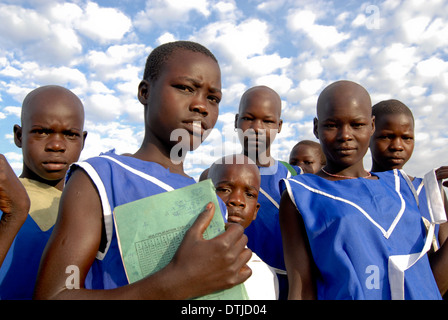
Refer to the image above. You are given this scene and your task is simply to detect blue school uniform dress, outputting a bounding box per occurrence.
[69,150,227,290]
[280,170,442,300]
[0,178,61,300]
[399,170,440,250]
[244,160,302,299]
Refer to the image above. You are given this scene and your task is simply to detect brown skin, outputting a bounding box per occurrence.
[280,80,375,299]
[207,155,261,229]
[235,86,283,167]
[34,50,252,300]
[0,154,30,267]
[370,111,448,294]
[289,143,324,174]
[370,113,415,172]
[14,85,87,191]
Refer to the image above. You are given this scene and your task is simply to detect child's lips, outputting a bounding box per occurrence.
[227,214,243,224]
[336,147,356,155]
[184,120,205,135]
[388,157,405,164]
[42,161,67,171]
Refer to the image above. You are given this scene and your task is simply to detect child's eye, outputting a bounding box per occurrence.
[32,128,50,136]
[208,95,220,104]
[174,85,193,92]
[216,187,230,193]
[64,131,80,140]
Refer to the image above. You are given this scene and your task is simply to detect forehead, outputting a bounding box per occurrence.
[293,144,320,157]
[213,163,260,186]
[375,113,414,131]
[317,82,371,120]
[160,49,221,87]
[22,89,84,127]
[239,89,281,117]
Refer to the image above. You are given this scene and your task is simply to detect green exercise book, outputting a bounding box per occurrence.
[113,179,248,300]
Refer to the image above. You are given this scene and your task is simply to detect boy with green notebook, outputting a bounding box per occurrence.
[35,41,252,300]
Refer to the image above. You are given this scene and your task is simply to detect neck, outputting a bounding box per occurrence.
[319,163,371,180]
[371,161,399,173]
[243,149,274,167]
[134,137,188,177]
[20,167,64,191]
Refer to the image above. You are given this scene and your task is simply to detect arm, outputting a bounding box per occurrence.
[34,168,252,300]
[429,166,448,294]
[0,154,29,267]
[279,190,316,300]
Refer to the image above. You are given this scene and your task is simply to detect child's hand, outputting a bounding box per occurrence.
[436,166,448,188]
[0,154,29,222]
[168,202,252,298]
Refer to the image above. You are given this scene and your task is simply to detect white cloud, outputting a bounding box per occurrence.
[135,0,211,30]
[416,57,448,78]
[76,2,132,43]
[287,9,349,49]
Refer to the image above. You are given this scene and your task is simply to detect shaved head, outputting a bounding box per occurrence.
[317,80,372,119]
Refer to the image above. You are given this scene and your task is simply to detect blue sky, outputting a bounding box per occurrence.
[1,0,447,180]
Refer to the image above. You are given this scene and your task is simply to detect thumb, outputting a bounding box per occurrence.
[189,202,215,238]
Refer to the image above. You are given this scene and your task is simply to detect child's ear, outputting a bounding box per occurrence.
[138,80,150,105]
[234,114,239,129]
[13,124,23,148]
[313,117,319,139]
[277,119,283,134]
[253,203,260,221]
[370,115,375,136]
[81,131,88,150]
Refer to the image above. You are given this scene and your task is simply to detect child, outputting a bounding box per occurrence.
[34,41,252,300]
[369,99,448,281]
[289,140,326,174]
[0,85,87,299]
[204,153,279,299]
[234,85,302,299]
[279,80,445,299]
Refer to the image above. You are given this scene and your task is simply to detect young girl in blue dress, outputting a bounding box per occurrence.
[279,80,445,299]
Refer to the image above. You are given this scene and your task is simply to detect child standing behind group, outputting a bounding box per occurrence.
[234,85,302,299]
[289,140,326,174]
[280,80,445,299]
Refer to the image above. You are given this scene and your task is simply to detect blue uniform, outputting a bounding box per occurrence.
[280,170,441,300]
[244,160,301,299]
[399,170,440,250]
[0,216,53,299]
[70,150,227,290]
[0,178,61,300]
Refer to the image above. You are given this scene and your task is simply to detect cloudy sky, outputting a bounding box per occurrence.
[1,0,447,180]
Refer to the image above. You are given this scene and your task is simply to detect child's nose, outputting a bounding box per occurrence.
[228,192,246,208]
[189,103,208,116]
[390,138,404,150]
[45,134,66,152]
